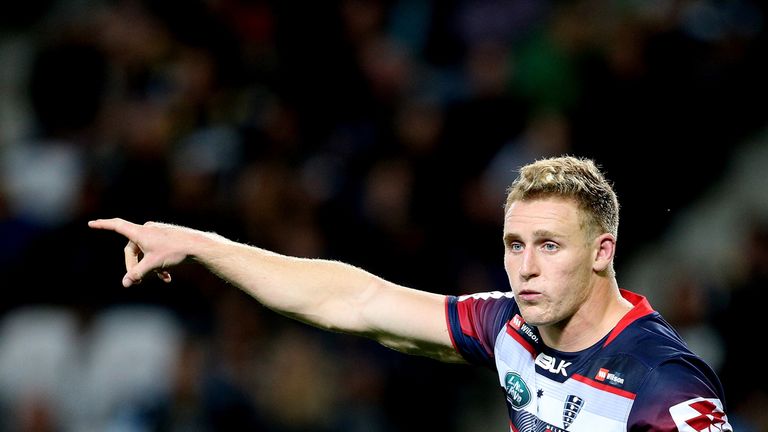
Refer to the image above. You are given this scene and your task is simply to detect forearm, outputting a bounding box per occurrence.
[188,230,379,334]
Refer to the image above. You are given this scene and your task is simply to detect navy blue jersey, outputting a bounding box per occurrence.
[445,289,731,431]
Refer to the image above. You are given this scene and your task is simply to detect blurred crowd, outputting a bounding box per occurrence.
[0,0,766,431]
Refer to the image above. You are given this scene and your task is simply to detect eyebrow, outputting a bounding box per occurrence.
[533,229,565,239]
[503,229,566,243]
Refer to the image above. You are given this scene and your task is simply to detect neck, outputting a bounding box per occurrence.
[539,278,633,352]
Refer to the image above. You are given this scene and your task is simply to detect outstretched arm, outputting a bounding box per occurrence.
[88,218,464,363]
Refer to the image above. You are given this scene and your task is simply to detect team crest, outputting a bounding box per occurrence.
[563,394,584,429]
[504,371,531,410]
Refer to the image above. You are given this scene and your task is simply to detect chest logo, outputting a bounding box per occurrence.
[509,314,540,344]
[504,371,531,410]
[563,394,585,429]
[595,367,625,386]
[535,352,572,376]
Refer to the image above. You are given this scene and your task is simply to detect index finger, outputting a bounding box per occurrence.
[88,218,141,239]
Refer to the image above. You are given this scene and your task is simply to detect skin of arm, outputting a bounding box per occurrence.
[88,218,465,363]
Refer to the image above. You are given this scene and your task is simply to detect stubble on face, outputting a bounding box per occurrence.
[503,198,595,328]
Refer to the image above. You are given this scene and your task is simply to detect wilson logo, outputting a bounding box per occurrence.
[509,314,540,344]
[594,367,625,385]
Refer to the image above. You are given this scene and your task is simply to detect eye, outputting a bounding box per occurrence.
[542,242,559,252]
[508,242,524,252]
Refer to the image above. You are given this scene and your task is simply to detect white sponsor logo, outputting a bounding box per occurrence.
[594,367,624,385]
[669,397,732,432]
[535,352,571,376]
[508,314,540,344]
[605,372,624,385]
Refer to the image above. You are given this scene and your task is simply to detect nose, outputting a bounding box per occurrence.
[519,248,539,281]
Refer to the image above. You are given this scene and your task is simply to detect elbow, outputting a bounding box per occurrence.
[324,274,385,336]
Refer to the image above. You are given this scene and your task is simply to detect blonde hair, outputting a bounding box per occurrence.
[505,156,619,239]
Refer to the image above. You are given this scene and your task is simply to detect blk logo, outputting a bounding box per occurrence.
[535,352,571,376]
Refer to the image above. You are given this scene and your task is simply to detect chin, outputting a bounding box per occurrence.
[519,308,549,327]
[524,317,549,327]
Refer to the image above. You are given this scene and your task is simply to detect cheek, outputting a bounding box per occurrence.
[547,257,586,291]
[559,257,593,296]
[557,247,590,274]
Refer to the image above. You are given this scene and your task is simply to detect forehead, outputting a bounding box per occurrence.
[503,197,582,235]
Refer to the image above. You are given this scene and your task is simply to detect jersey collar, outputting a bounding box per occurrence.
[602,289,655,347]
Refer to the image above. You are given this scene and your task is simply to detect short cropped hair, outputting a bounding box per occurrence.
[505,156,619,240]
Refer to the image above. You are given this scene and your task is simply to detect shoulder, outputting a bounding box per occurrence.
[450,291,517,323]
[610,312,693,367]
[593,292,732,430]
[627,357,731,431]
[445,291,518,366]
[609,313,723,394]
[621,316,731,431]
[450,291,518,333]
[574,313,709,404]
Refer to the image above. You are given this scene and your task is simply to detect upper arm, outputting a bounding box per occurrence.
[330,277,465,363]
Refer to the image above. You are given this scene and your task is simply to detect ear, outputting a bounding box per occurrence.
[592,233,616,273]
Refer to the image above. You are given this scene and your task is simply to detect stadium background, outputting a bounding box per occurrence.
[0,0,766,430]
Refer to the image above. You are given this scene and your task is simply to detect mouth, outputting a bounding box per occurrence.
[517,289,543,302]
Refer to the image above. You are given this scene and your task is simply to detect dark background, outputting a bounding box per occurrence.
[0,0,766,430]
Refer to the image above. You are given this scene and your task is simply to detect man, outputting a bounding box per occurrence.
[89,156,731,431]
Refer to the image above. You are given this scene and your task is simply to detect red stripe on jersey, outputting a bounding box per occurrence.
[603,289,655,347]
[457,297,479,338]
[509,420,519,432]
[572,373,637,400]
[506,323,537,358]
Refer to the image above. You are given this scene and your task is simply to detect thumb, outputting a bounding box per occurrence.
[122,258,158,288]
[122,274,138,288]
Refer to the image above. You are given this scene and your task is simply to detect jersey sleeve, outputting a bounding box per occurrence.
[627,356,732,431]
[445,291,517,368]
